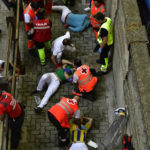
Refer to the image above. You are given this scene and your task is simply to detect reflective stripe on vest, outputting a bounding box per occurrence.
[57,101,73,119]
[26,6,30,14]
[34,26,50,29]
[0,102,7,107]
[78,73,93,85]
[90,1,105,28]
[60,101,73,115]
[97,17,113,46]
[91,3,105,13]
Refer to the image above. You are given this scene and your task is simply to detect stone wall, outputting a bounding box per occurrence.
[109,0,150,149]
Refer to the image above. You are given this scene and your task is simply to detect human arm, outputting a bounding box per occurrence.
[51,54,59,68]
[0,104,5,121]
[8,65,20,82]
[81,116,93,131]
[100,36,108,50]
[99,28,108,50]
[72,73,78,85]
[62,59,74,66]
[82,116,93,125]
[74,109,81,129]
[0,114,4,121]
[0,67,4,71]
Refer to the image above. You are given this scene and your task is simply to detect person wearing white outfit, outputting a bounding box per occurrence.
[52,5,89,32]
[36,72,60,108]
[52,5,71,23]
[51,31,76,69]
[31,59,75,114]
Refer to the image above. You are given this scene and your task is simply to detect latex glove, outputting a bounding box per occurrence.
[98,48,102,53]
[35,15,38,20]
[64,68,71,73]
[67,78,73,82]
[84,7,91,12]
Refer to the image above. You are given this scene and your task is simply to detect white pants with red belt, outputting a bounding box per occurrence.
[37,73,60,108]
[52,5,71,23]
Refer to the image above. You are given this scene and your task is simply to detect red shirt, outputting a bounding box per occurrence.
[0,92,22,118]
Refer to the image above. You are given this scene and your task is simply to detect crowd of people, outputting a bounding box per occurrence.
[0,0,114,149]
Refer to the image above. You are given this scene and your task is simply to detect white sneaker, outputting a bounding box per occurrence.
[84,7,91,12]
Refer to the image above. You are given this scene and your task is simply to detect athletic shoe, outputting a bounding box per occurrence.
[34,107,42,115]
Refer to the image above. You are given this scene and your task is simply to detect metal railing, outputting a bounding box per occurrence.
[0,0,21,149]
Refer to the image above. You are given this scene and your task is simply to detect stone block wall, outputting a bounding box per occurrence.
[109,0,150,149]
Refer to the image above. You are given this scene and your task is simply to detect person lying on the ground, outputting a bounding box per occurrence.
[51,31,76,69]
[0,60,24,82]
[69,116,93,150]
[31,59,75,114]
[52,5,89,32]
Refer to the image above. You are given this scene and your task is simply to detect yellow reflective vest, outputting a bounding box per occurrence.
[97,17,113,46]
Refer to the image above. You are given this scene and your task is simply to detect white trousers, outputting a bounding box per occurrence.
[37,73,60,108]
[52,5,71,23]
[69,143,88,150]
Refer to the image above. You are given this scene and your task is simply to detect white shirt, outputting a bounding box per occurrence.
[51,31,70,56]
[24,14,31,23]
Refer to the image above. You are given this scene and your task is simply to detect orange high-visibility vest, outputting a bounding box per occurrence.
[24,4,39,31]
[48,97,79,128]
[74,65,98,93]
[90,0,105,28]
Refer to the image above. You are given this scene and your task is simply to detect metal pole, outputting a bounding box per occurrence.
[11,0,20,96]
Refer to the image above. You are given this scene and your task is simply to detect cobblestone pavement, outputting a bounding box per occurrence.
[0,0,116,150]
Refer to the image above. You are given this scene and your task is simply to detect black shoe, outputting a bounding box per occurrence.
[96,70,108,76]
[34,107,42,115]
[83,93,95,101]
[96,59,101,64]
[31,90,39,96]
[29,49,38,57]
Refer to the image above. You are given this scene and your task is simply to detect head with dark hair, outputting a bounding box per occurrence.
[63,38,71,45]
[74,59,82,68]
[93,0,104,7]
[94,12,105,21]
[31,1,39,11]
[1,62,5,69]
[36,8,45,19]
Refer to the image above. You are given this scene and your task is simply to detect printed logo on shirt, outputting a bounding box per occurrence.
[67,99,77,105]
[80,67,88,74]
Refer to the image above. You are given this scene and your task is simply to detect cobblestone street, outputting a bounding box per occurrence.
[0,0,116,150]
